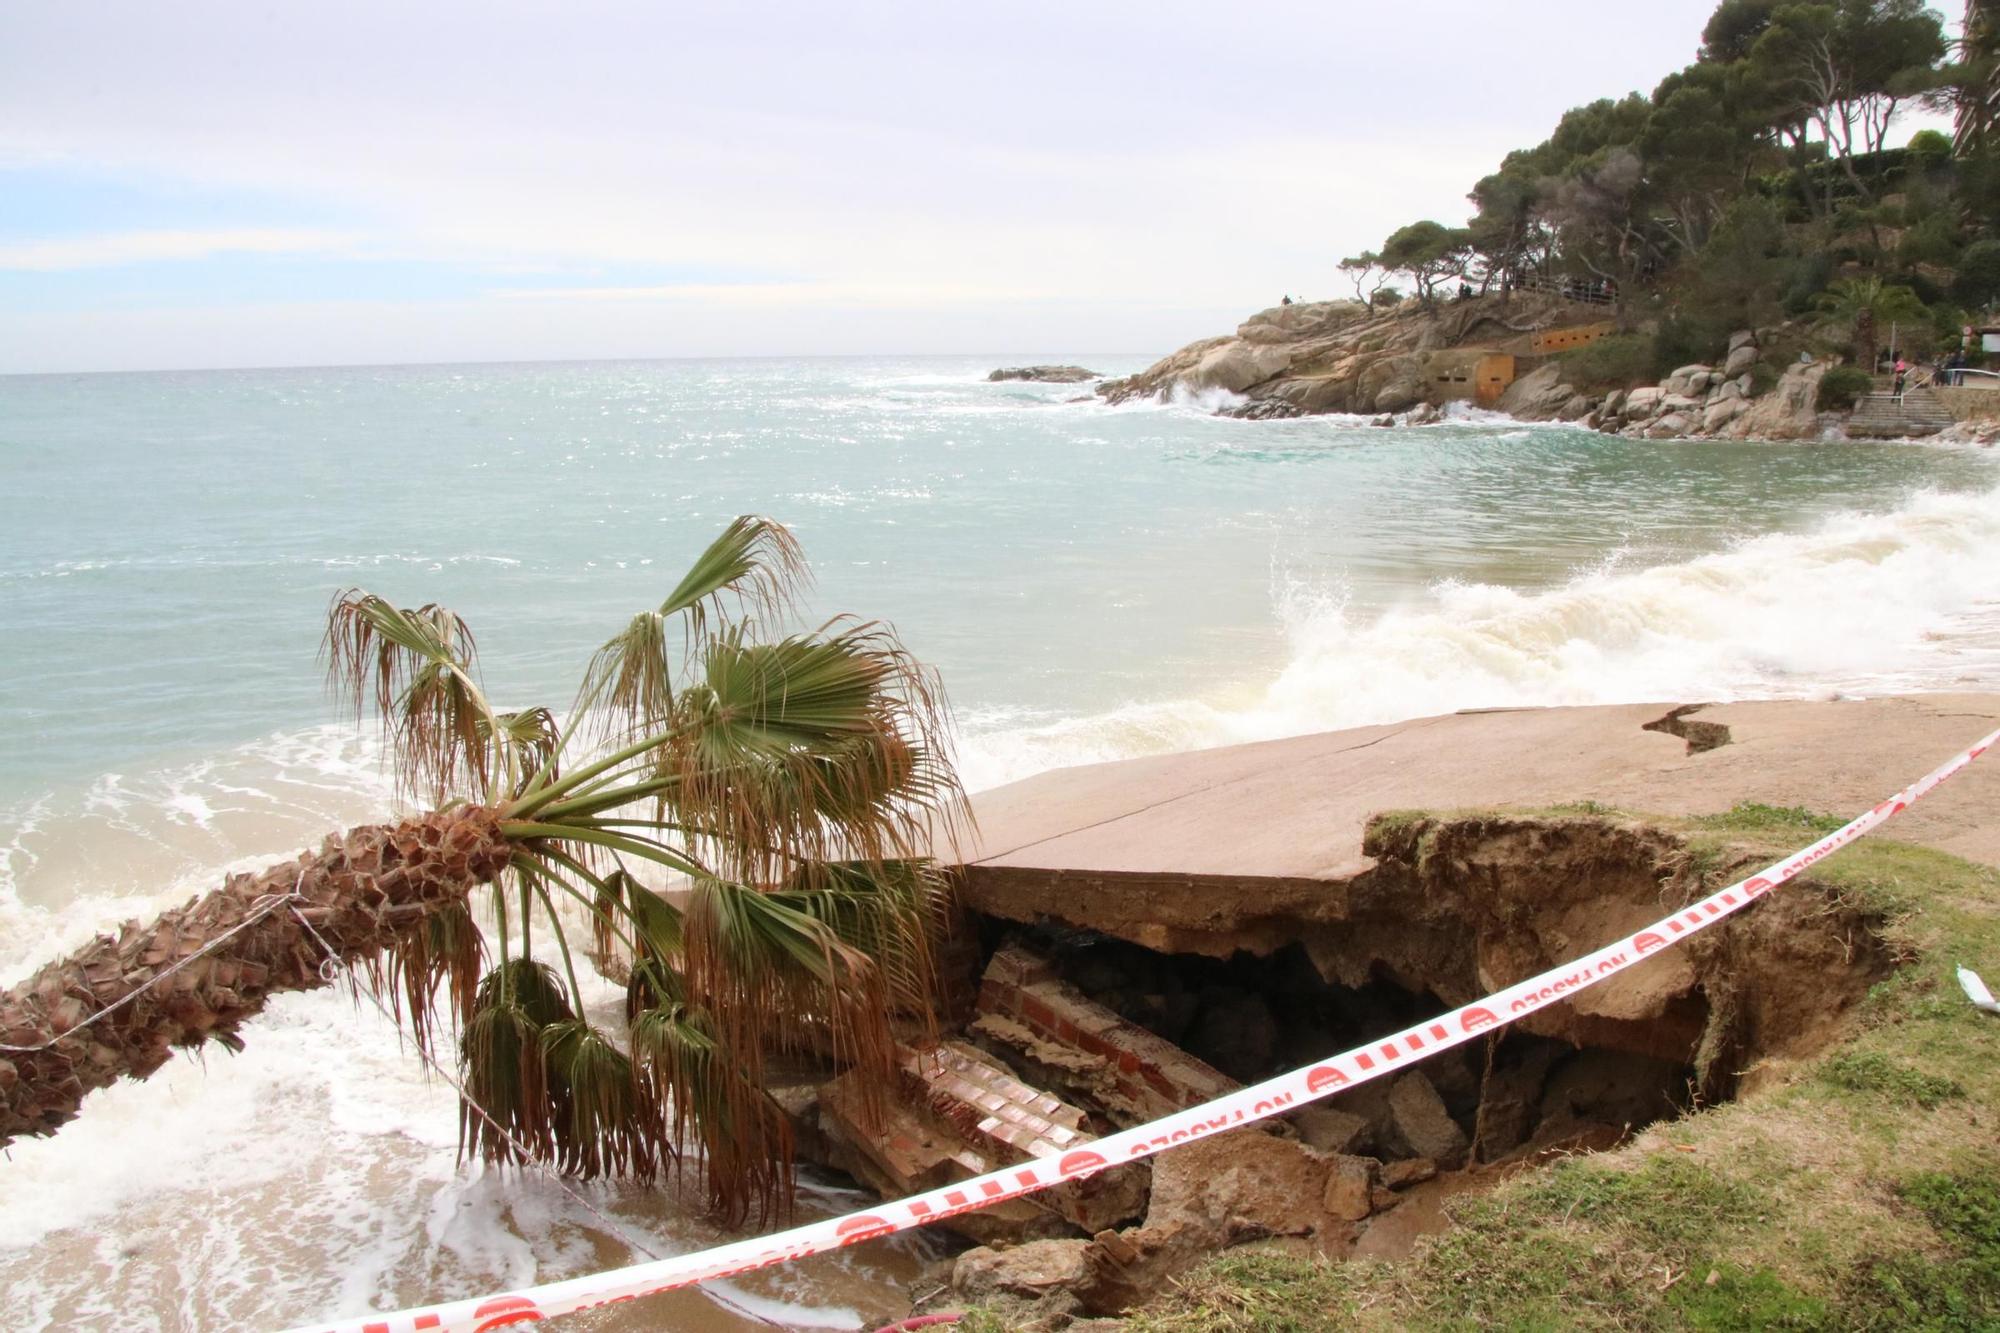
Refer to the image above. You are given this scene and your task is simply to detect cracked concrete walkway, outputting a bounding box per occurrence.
[957,695,2000,883]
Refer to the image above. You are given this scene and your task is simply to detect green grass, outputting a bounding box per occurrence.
[1692,802,1849,837]
[1816,1051,1964,1110]
[1111,810,2000,1332]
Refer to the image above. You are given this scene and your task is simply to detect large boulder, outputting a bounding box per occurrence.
[952,1238,1097,1304]
[1192,340,1294,394]
[1236,300,1369,345]
[1702,396,1749,433]
[1262,376,1355,415]
[1495,363,1580,421]
[1364,354,1429,413]
[1557,393,1596,422]
[1722,343,1759,379]
[1721,360,1828,441]
[1664,364,1714,398]
[1623,385,1667,418]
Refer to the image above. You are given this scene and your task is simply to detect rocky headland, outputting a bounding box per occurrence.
[1093,294,1998,444]
[991,364,1102,383]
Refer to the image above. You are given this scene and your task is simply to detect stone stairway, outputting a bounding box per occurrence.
[1849,387,1956,437]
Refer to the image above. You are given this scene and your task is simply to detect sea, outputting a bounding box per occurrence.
[3,355,1999,1330]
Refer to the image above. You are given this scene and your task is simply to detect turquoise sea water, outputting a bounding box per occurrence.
[3,355,1999,1330]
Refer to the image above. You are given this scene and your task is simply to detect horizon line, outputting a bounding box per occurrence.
[0,349,1162,380]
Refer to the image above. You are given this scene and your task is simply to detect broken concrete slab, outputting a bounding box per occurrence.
[955,698,2000,925]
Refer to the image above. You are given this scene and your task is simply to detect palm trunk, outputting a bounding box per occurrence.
[0,805,511,1148]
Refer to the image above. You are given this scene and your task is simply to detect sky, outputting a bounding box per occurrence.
[0,1,1963,373]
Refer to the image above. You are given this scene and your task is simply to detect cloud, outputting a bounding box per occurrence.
[0,0,1858,369]
[0,227,367,272]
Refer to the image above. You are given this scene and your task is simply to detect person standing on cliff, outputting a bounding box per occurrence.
[1894,357,1909,395]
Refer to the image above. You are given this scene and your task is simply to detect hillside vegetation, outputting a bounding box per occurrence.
[1342,1,2000,379]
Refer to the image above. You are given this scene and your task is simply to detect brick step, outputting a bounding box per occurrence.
[828,1044,1145,1237]
[975,943,1240,1127]
[900,1040,1090,1161]
[821,1068,993,1196]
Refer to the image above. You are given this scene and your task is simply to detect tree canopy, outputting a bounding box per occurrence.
[1344,0,1997,365]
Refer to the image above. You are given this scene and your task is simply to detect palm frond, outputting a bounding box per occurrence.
[322,591,496,803]
[577,609,676,741]
[680,877,895,1098]
[626,953,689,1022]
[656,515,809,635]
[663,621,968,880]
[776,859,955,1024]
[458,959,568,1168]
[543,1019,667,1181]
[575,517,810,742]
[374,897,487,1066]
[479,708,560,795]
[629,1001,794,1225]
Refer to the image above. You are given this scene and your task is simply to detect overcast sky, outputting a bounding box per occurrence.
[0,1,1961,373]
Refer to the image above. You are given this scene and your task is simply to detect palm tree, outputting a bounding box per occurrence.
[0,517,966,1222]
[1814,276,1930,373]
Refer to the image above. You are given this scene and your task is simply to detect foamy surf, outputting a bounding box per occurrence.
[954,480,2000,790]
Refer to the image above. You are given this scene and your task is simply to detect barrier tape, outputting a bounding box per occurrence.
[289,724,1998,1333]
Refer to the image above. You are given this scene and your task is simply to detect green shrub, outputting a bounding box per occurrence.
[1559,333,1658,391]
[1818,364,1875,411]
[1953,239,2000,311]
[1654,312,1732,379]
[1907,129,1953,165]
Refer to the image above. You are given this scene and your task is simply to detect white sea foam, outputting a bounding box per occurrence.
[954,480,2000,790]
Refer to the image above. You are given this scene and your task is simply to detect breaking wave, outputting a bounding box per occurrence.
[954,480,2000,790]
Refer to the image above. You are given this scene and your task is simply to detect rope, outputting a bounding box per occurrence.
[286,906,788,1330]
[0,875,308,1053]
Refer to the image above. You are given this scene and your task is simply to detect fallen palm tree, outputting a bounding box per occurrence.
[0,517,966,1222]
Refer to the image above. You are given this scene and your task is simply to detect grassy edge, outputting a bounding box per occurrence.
[1081,805,2000,1332]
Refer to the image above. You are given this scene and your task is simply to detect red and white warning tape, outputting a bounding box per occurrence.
[287,725,1998,1333]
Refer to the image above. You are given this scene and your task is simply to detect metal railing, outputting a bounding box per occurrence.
[1508,273,1617,306]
